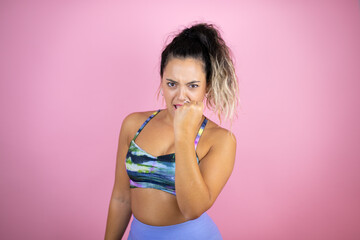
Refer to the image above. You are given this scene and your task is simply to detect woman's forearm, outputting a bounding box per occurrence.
[104,197,132,240]
[174,138,211,220]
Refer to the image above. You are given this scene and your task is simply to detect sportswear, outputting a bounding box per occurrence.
[128,212,222,240]
[125,109,208,195]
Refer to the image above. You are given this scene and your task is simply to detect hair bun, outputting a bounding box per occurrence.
[183,28,191,37]
[185,24,216,55]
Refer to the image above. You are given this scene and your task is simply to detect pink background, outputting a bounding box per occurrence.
[1,1,360,239]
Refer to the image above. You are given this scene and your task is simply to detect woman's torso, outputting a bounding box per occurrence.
[125,109,218,226]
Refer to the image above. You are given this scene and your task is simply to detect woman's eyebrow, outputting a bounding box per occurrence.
[166,78,177,83]
[166,78,200,84]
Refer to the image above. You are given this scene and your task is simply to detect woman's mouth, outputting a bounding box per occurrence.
[174,104,183,110]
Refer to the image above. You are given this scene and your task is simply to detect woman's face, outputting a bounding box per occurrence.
[161,57,207,116]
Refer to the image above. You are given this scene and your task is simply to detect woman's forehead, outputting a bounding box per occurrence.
[163,57,206,82]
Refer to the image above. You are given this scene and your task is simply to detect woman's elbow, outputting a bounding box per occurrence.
[181,200,212,220]
[183,209,204,221]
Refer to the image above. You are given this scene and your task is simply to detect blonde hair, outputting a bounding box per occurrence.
[159,23,240,124]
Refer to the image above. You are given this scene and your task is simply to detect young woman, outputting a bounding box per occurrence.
[105,22,239,240]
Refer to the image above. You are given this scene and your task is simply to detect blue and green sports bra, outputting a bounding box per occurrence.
[125,109,208,196]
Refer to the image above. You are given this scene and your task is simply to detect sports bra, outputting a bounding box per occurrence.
[125,109,208,196]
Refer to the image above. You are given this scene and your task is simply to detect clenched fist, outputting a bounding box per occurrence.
[173,100,204,142]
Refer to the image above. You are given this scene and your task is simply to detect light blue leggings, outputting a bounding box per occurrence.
[128,212,222,240]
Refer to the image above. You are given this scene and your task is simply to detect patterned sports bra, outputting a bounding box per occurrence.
[125,109,208,196]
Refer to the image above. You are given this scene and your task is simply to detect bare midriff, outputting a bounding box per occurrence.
[130,188,188,226]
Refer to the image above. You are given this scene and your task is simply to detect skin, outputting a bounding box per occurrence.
[104,57,236,239]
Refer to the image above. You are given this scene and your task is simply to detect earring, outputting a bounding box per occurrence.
[160,89,163,96]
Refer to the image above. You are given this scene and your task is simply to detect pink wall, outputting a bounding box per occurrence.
[1,1,359,239]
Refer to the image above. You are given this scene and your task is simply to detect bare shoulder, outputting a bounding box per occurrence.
[202,118,237,158]
[121,110,159,144]
[122,110,155,129]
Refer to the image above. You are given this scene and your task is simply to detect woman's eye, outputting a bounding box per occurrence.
[167,82,176,87]
[189,84,199,88]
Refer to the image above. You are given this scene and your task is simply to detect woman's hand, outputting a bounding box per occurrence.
[173,100,204,141]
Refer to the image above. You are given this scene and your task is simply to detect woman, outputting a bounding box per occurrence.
[105,22,239,240]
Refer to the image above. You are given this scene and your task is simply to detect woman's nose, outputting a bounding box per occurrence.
[177,87,187,101]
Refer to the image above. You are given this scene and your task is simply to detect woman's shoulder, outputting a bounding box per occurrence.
[121,109,159,142]
[203,118,236,150]
[123,110,158,124]
[122,109,159,130]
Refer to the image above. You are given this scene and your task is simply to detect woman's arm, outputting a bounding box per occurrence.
[174,103,236,220]
[175,129,236,219]
[104,115,134,240]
